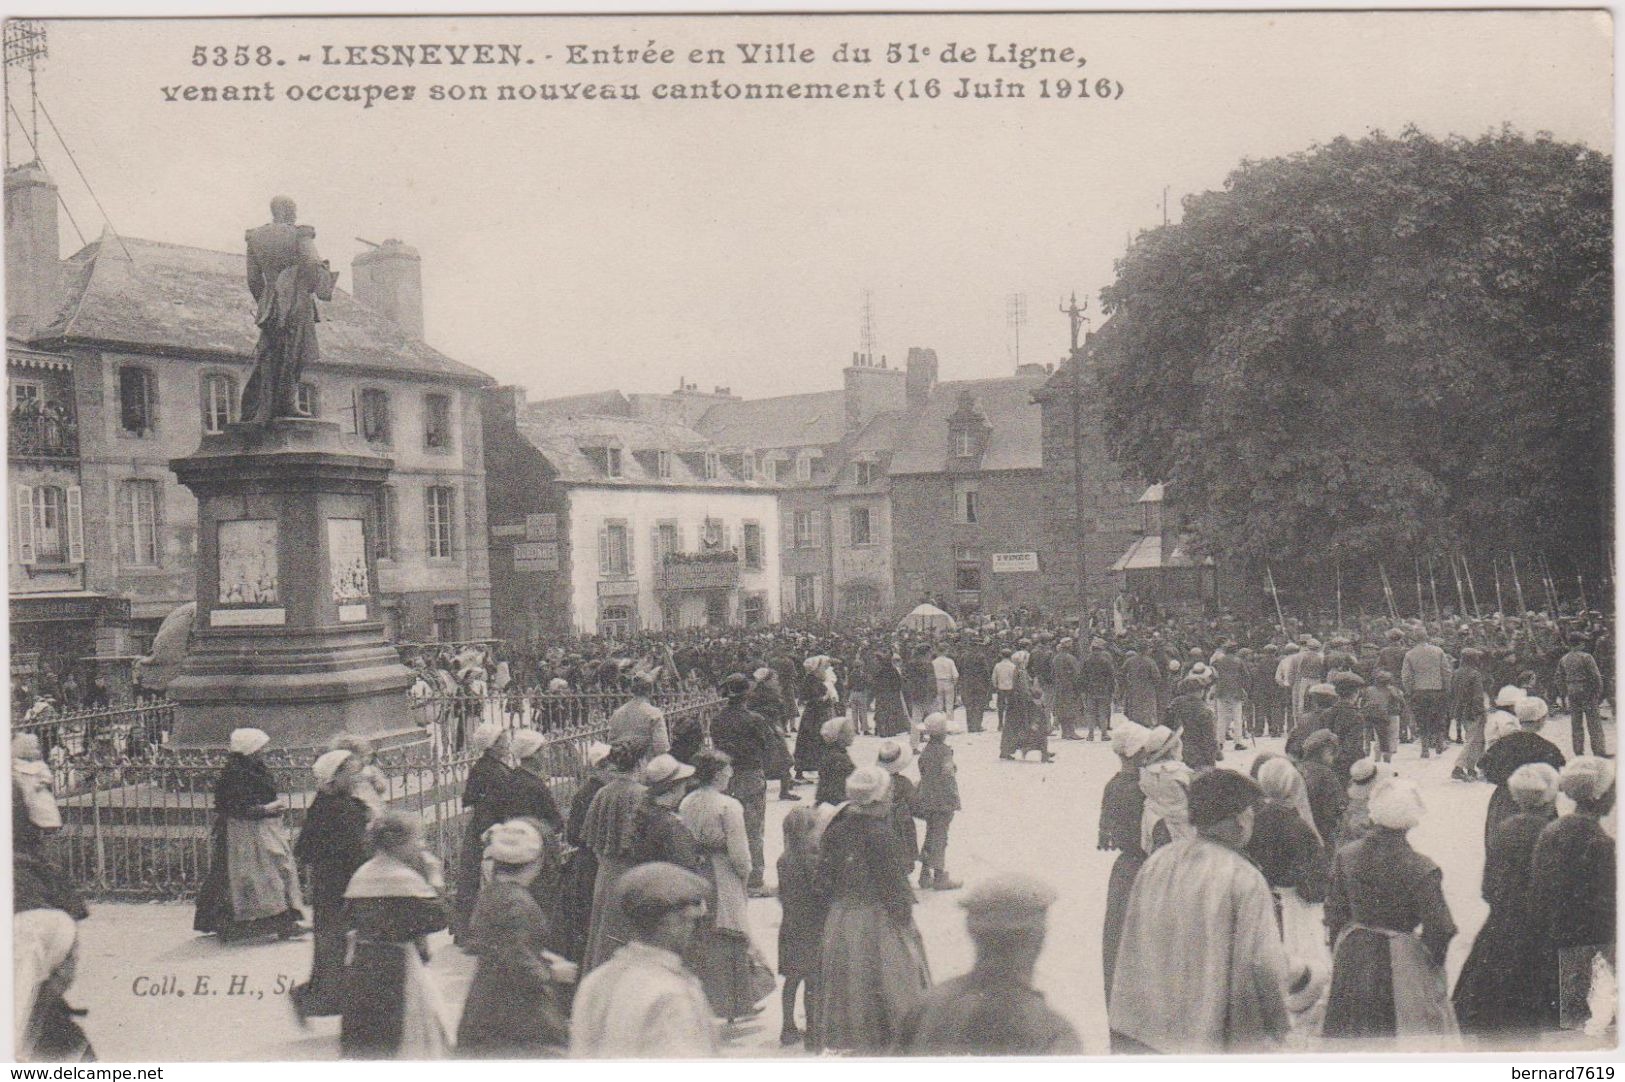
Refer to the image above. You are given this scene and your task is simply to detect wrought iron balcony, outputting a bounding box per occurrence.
[656,550,742,591]
[9,409,78,462]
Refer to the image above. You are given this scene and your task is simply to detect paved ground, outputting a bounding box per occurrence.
[71,708,1615,1060]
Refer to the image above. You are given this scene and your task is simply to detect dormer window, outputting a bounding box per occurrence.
[742,453,756,481]
[704,452,720,480]
[954,430,975,458]
[854,461,876,486]
[795,454,812,482]
[605,447,623,478]
[656,450,672,479]
[764,458,778,483]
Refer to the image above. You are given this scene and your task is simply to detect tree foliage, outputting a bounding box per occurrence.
[1094,127,1611,581]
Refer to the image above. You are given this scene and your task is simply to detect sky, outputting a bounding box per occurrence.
[12,11,1613,401]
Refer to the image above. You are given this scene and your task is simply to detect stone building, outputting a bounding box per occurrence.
[6,161,496,680]
[684,348,937,622]
[481,388,781,638]
[889,367,1053,621]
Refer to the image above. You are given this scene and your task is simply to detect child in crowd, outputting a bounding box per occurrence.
[776,806,827,1050]
[913,713,961,890]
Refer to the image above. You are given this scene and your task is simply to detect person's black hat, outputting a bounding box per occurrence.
[1188,769,1264,829]
[718,673,752,698]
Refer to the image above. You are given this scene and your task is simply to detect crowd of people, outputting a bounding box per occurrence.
[10,599,1617,1059]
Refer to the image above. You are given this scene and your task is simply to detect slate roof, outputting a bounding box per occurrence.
[517,408,774,490]
[32,233,493,385]
[887,373,1047,475]
[530,389,631,418]
[693,389,847,451]
[826,410,906,496]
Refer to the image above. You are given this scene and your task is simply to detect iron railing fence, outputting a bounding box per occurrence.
[37,690,724,899]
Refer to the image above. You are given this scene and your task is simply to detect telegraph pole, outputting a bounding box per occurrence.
[1061,292,1091,619]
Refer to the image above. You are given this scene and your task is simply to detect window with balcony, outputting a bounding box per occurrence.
[10,380,41,411]
[119,367,156,436]
[424,393,452,450]
[359,389,392,444]
[9,385,76,460]
[426,485,455,559]
[201,372,238,434]
[742,521,762,570]
[850,506,873,546]
[117,480,160,566]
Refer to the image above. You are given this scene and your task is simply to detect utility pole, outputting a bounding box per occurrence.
[1061,292,1091,619]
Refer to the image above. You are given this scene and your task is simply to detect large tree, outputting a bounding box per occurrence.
[1094,127,1611,586]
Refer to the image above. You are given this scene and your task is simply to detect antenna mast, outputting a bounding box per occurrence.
[3,20,48,167]
[1007,292,1027,367]
[858,289,879,366]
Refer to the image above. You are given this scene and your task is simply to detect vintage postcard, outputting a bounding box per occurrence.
[5,8,1614,1064]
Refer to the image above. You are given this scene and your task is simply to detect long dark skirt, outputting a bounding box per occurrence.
[453,817,489,941]
[1102,850,1146,1003]
[293,878,348,1017]
[1324,927,1457,1043]
[552,845,598,963]
[873,691,909,738]
[686,925,766,1021]
[815,897,931,1054]
[583,854,635,973]
[795,699,833,772]
[340,942,449,1059]
[192,818,301,940]
[1452,907,1559,1038]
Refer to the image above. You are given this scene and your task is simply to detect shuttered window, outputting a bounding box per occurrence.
[599,519,630,575]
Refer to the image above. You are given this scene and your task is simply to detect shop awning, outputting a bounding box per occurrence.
[9,591,129,623]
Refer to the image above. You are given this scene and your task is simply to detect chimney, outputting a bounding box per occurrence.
[843,355,906,430]
[351,238,424,339]
[6,161,59,337]
[906,347,938,407]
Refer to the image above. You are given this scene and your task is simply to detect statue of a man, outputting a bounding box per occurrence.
[240,196,337,426]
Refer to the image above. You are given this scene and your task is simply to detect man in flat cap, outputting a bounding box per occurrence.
[892,874,1081,1055]
[569,862,716,1057]
[1109,770,1290,1054]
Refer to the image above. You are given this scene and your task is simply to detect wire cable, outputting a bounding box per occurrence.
[36,94,132,261]
[5,97,86,248]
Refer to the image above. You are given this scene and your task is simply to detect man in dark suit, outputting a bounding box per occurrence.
[242,196,336,425]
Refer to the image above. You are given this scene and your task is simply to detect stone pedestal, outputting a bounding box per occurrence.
[166,418,413,749]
